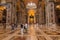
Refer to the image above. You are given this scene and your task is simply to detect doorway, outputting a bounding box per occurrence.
[0,6,7,28]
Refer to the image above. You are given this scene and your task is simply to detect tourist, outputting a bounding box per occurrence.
[20,24,24,35]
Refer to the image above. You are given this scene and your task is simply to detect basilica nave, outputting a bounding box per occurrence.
[0,0,60,40]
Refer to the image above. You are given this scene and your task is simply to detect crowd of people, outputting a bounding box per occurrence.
[11,23,28,34]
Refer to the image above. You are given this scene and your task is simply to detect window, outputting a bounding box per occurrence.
[1,0,6,3]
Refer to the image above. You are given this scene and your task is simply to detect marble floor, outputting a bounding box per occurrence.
[0,24,60,40]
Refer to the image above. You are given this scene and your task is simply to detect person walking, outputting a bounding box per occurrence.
[20,24,24,35]
[24,23,28,33]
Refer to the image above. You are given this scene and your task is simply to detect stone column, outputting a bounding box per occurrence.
[45,0,50,27]
[39,7,42,24]
[13,0,17,24]
[45,0,56,28]
[39,6,44,24]
[49,1,56,31]
[11,0,16,24]
[6,3,12,25]
[49,2,55,24]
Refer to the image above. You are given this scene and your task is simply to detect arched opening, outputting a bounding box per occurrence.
[0,6,7,29]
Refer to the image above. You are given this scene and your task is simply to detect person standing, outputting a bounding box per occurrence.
[3,23,6,32]
[11,23,15,31]
[3,23,6,30]
[14,23,17,30]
